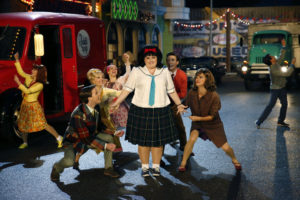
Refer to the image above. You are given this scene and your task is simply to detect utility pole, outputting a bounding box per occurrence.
[209,0,213,56]
[91,0,96,17]
[226,9,231,72]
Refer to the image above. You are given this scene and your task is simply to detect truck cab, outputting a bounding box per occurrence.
[239,22,300,90]
[0,12,107,142]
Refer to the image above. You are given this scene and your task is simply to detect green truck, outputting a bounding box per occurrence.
[240,22,300,90]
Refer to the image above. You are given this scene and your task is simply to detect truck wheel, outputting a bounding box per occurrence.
[244,79,252,90]
[0,89,22,144]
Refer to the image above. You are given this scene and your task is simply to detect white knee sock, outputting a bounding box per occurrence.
[152,164,160,169]
[142,164,149,169]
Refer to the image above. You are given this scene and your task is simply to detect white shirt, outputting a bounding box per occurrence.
[170,68,177,78]
[124,66,175,108]
[86,104,95,116]
[86,104,107,149]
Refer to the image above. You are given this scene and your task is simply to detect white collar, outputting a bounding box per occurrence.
[86,104,95,115]
[139,66,165,76]
[169,68,178,76]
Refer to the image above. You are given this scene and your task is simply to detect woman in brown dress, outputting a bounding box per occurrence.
[179,68,241,171]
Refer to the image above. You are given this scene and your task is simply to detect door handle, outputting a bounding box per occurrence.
[73,65,76,72]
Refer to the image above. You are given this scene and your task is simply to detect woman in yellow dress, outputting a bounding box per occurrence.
[13,53,63,149]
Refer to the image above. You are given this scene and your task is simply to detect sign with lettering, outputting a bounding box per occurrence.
[174,20,249,58]
[77,30,90,58]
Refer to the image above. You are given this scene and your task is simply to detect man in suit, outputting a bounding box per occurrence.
[51,85,120,181]
[166,52,188,151]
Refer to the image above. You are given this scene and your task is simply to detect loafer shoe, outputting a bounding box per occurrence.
[104,167,120,178]
[277,122,289,127]
[255,120,260,129]
[18,143,28,149]
[50,166,60,181]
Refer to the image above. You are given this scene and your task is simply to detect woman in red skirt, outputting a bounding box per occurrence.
[14,53,63,149]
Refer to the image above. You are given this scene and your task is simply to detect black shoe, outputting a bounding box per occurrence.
[50,166,60,181]
[73,162,80,171]
[179,146,185,151]
[151,167,160,177]
[277,122,289,127]
[160,160,166,168]
[255,120,261,129]
[141,168,150,177]
[104,167,120,178]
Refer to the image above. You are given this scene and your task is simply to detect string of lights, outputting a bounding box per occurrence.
[174,8,286,29]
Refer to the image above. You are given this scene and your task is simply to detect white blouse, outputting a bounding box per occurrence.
[124,66,175,108]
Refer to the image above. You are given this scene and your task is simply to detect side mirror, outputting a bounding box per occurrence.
[34,33,44,56]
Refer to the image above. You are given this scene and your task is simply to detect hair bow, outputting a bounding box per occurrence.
[144,48,157,54]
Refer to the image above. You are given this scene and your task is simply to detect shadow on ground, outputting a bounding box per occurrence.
[52,149,271,200]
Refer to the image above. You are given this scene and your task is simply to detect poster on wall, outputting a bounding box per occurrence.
[173,20,248,58]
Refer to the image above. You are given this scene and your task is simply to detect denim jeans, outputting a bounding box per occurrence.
[257,88,287,124]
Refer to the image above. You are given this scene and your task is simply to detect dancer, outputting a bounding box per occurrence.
[255,39,295,128]
[51,85,120,181]
[166,52,188,151]
[178,68,242,172]
[73,68,124,170]
[105,64,129,128]
[111,45,186,177]
[14,52,63,149]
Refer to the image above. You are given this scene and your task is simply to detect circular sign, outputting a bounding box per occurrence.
[213,33,237,45]
[182,46,206,57]
[77,29,91,58]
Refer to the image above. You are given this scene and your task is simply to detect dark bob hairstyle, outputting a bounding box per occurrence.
[33,64,48,84]
[137,45,163,68]
[192,68,216,92]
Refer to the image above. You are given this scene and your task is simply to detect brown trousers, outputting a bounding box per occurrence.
[171,104,187,148]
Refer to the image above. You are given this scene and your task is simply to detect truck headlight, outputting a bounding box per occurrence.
[281,66,288,72]
[241,66,248,72]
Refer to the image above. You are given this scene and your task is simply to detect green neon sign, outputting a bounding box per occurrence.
[112,0,138,21]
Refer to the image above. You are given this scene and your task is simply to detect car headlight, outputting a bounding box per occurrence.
[241,66,248,72]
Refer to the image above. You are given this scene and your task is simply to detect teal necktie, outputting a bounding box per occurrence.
[149,76,155,106]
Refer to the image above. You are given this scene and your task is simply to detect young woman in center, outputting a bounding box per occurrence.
[178,68,242,172]
[110,45,186,177]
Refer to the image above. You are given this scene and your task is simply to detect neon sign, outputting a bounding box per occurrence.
[112,0,138,21]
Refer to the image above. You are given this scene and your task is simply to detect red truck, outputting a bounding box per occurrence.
[0,12,107,142]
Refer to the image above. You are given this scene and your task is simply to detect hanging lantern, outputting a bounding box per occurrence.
[34,33,44,56]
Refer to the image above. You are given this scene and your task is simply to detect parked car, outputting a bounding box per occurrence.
[231,56,245,72]
[217,56,245,72]
[180,56,226,87]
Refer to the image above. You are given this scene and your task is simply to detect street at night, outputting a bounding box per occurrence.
[1,75,299,200]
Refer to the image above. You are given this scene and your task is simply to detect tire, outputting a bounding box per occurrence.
[0,89,23,144]
[244,79,252,90]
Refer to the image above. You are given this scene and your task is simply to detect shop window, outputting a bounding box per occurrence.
[138,28,146,50]
[107,23,118,65]
[152,27,159,46]
[125,27,133,53]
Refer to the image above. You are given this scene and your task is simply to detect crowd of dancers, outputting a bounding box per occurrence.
[13,45,242,181]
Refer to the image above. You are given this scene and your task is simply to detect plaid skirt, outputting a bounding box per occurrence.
[125,104,178,147]
[18,100,47,133]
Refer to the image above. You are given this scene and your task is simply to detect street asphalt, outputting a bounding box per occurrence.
[0,75,299,200]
